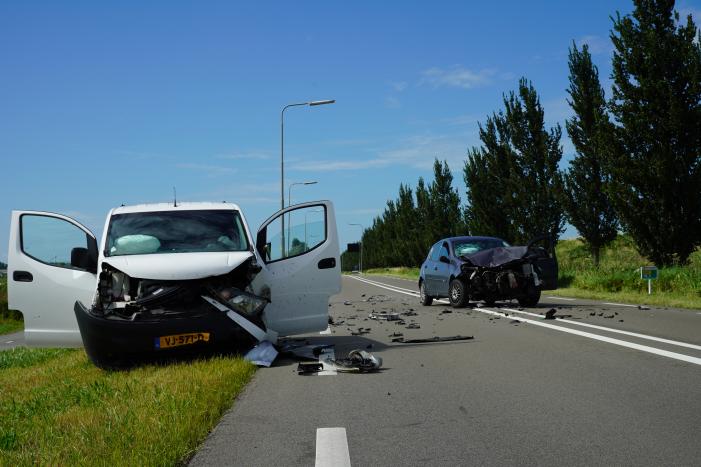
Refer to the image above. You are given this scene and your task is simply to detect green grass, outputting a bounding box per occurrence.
[0,277,24,336]
[363,236,701,310]
[0,348,256,465]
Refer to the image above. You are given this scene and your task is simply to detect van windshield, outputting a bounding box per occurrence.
[105,210,249,256]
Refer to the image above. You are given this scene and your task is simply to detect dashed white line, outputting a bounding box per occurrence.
[315,427,351,467]
[347,275,701,366]
[5,340,14,344]
[547,296,577,301]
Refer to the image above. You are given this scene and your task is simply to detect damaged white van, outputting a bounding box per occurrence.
[7,201,340,367]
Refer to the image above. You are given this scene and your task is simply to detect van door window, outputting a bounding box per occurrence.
[20,214,91,270]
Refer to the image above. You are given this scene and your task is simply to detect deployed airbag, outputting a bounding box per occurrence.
[111,235,161,255]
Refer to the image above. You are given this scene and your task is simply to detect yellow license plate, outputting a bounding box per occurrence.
[156,332,210,349]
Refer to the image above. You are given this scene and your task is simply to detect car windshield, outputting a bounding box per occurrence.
[105,210,249,256]
[453,238,509,257]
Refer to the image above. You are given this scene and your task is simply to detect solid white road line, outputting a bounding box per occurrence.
[315,427,351,467]
[347,275,701,366]
[501,307,701,351]
[547,296,577,301]
[603,302,641,308]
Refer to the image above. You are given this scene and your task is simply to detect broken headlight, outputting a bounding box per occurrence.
[211,286,268,317]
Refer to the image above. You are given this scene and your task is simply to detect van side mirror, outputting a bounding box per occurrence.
[439,255,450,264]
[71,235,98,274]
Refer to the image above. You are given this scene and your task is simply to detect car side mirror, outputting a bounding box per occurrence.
[71,236,98,274]
[71,247,90,270]
[439,255,450,264]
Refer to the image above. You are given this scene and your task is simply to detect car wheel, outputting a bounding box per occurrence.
[449,279,469,308]
[518,288,541,307]
[419,281,433,306]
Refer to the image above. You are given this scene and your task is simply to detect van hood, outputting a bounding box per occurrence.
[101,251,255,280]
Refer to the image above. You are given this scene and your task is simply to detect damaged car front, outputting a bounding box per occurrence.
[75,206,272,367]
[419,235,558,308]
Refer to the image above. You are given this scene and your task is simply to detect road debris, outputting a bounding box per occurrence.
[244,341,279,367]
[351,327,372,336]
[544,308,557,320]
[406,323,421,329]
[369,311,400,321]
[298,349,383,374]
[638,305,650,310]
[391,335,474,344]
[440,309,453,315]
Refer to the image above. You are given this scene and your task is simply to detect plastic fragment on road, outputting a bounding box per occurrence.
[244,341,278,367]
[391,335,474,344]
[297,349,382,374]
[369,311,400,321]
[544,308,557,320]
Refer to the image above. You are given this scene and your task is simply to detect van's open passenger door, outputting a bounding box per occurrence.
[7,211,98,346]
[252,201,341,336]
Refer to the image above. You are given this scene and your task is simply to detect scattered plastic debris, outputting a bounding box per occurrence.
[244,341,279,367]
[369,311,400,321]
[392,335,474,344]
[544,308,557,320]
[405,323,421,329]
[351,327,371,336]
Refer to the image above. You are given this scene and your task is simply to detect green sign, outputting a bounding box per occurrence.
[640,266,658,280]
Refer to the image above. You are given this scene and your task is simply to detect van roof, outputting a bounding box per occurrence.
[111,202,241,215]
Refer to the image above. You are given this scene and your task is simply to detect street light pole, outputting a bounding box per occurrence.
[280,100,334,257]
[349,223,365,274]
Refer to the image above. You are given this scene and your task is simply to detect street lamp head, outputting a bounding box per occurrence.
[303,181,318,185]
[309,99,335,106]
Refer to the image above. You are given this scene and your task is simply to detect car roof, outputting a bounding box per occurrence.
[443,236,507,243]
[112,202,241,215]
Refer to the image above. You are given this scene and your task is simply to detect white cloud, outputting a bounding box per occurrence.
[420,66,497,89]
[290,133,476,173]
[442,114,481,126]
[390,81,408,92]
[384,96,401,109]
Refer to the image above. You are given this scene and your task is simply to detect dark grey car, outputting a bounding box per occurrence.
[418,236,558,308]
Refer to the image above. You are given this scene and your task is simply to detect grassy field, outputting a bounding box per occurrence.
[0,277,24,335]
[363,236,701,310]
[0,347,256,465]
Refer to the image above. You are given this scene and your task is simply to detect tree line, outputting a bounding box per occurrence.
[343,1,701,270]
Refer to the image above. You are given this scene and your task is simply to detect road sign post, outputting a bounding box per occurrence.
[640,266,658,295]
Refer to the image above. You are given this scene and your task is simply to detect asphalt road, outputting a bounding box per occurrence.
[0,331,23,350]
[190,275,701,467]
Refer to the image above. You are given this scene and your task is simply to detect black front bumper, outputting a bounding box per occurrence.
[74,301,256,368]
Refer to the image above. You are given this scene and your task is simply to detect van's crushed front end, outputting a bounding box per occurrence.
[75,254,269,368]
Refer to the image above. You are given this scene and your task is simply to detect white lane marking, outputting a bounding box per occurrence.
[547,296,577,301]
[315,427,351,467]
[603,302,641,308]
[317,347,337,376]
[348,276,701,366]
[5,340,14,344]
[501,307,701,351]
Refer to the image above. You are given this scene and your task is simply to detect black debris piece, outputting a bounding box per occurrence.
[544,308,557,320]
[361,294,366,298]
[392,335,474,344]
[389,332,404,337]
[510,320,521,324]
[332,350,382,372]
[343,301,353,306]
[440,309,453,314]
[638,305,651,310]
[369,311,400,321]
[406,323,421,329]
[401,310,418,317]
[297,362,324,374]
[598,312,604,316]
[619,319,624,322]
[604,314,615,319]
[351,327,371,336]
[614,312,618,315]
[589,312,596,316]
[396,320,406,325]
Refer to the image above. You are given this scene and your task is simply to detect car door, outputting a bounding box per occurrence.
[434,242,452,296]
[251,201,341,337]
[422,243,439,294]
[7,211,98,347]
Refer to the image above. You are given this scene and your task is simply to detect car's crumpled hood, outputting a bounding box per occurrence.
[463,246,529,268]
[101,251,255,280]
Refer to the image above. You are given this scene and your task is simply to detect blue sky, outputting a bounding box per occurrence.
[2,0,700,262]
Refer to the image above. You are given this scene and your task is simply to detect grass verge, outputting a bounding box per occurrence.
[361,236,701,310]
[0,348,256,465]
[0,277,24,336]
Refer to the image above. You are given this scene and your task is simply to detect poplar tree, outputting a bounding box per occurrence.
[562,42,619,266]
[465,78,565,245]
[608,0,701,264]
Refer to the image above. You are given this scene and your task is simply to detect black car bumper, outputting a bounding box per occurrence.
[74,301,256,368]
